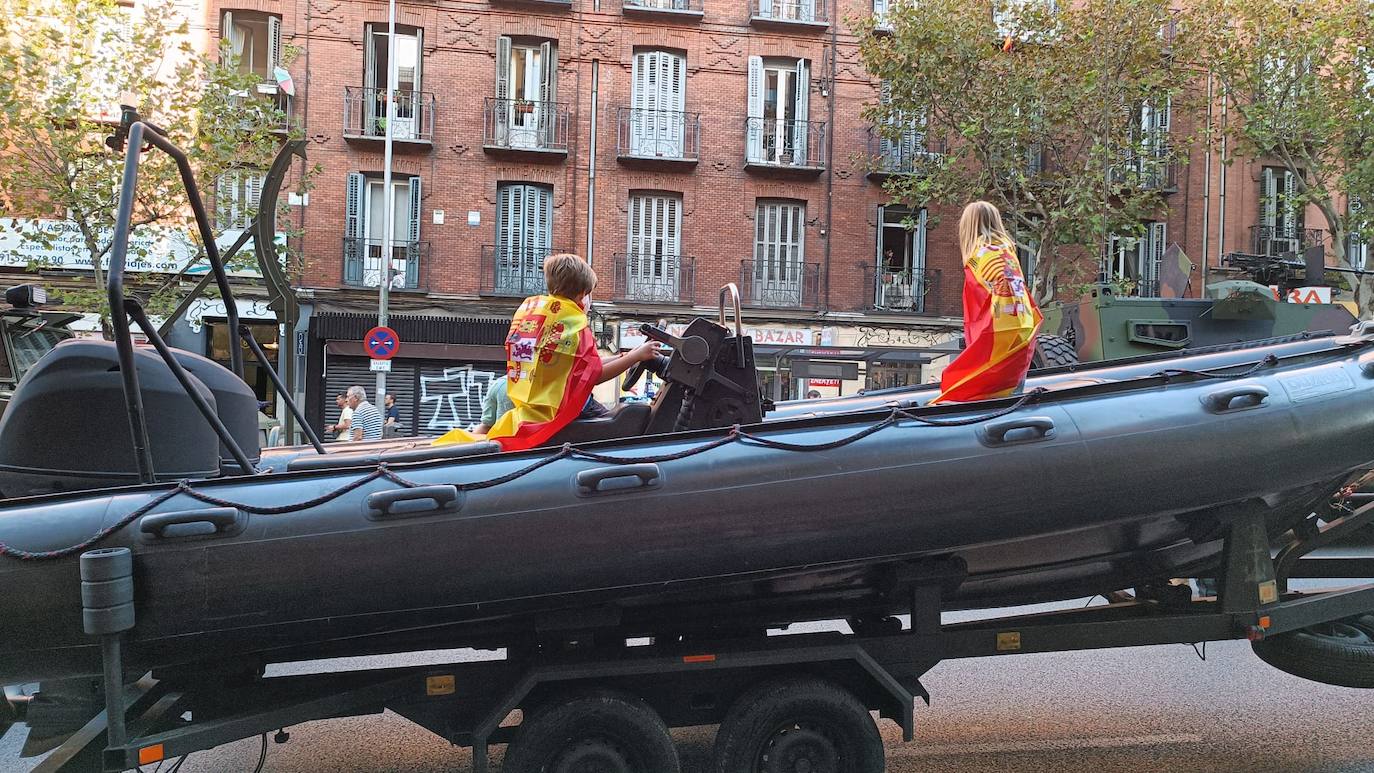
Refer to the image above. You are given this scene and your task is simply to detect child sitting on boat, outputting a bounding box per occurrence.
[436,253,657,450]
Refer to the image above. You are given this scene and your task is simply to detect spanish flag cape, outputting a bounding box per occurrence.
[435,295,602,451]
[932,242,1042,404]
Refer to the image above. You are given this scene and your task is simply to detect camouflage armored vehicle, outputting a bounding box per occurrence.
[0,285,78,415]
[1034,280,1359,368]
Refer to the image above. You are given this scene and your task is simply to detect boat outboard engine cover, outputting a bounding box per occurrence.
[168,348,261,474]
[0,340,221,497]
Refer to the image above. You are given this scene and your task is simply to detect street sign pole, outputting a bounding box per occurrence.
[375,0,399,407]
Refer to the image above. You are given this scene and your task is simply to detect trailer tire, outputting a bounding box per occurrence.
[1032,334,1080,369]
[713,676,884,773]
[503,691,679,773]
[1251,613,1374,688]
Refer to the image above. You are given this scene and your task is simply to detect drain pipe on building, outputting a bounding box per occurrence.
[587,61,599,267]
[822,0,837,313]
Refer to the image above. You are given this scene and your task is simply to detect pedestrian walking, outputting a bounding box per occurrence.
[346,386,385,441]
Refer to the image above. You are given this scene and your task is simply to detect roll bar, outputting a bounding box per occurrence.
[719,283,745,368]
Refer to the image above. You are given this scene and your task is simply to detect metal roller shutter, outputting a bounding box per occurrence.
[415,363,505,435]
[324,356,420,438]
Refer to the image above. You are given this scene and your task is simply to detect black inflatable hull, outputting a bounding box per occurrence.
[2,335,1373,684]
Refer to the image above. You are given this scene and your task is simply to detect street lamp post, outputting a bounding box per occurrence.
[375,0,399,409]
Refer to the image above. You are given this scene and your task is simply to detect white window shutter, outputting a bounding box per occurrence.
[1149,221,1166,295]
[747,56,764,161]
[668,52,685,113]
[541,42,556,104]
[793,60,810,165]
[495,37,511,101]
[267,16,281,71]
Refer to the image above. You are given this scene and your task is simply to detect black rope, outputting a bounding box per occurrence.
[0,484,182,561]
[1151,354,1278,382]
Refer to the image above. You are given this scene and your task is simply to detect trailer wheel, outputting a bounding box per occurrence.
[1251,613,1374,688]
[503,691,679,773]
[1031,334,1079,369]
[713,676,884,773]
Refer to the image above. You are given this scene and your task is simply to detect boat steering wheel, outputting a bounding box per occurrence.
[622,324,712,395]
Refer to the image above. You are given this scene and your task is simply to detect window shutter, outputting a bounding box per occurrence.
[495,37,511,101]
[346,172,366,240]
[215,173,233,230]
[1262,167,1277,230]
[364,25,378,90]
[1148,221,1166,295]
[747,56,764,161]
[759,0,774,19]
[247,172,263,230]
[1284,170,1299,233]
[408,177,422,243]
[793,60,810,165]
[540,42,556,104]
[267,15,281,71]
[497,183,514,276]
[667,52,685,114]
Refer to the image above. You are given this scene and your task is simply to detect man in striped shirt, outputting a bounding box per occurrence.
[346,385,385,441]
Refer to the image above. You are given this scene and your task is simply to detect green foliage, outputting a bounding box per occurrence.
[0,0,304,323]
[1191,0,1374,314]
[857,0,1197,302]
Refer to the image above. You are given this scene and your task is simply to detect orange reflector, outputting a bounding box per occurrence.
[683,654,716,664]
[1258,616,1271,629]
[138,744,165,765]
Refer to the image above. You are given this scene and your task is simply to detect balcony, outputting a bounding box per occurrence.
[610,253,696,304]
[863,266,954,316]
[342,238,430,291]
[342,87,436,146]
[616,109,700,166]
[751,0,828,29]
[483,98,570,159]
[229,84,297,135]
[479,245,570,297]
[744,118,827,175]
[865,128,944,179]
[1251,225,1325,258]
[739,260,821,309]
[1111,153,1177,192]
[623,0,703,19]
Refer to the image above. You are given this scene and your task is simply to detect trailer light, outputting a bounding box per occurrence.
[138,744,165,765]
[1257,615,1271,629]
[683,654,716,664]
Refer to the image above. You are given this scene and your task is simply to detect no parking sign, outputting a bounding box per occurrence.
[364,326,400,360]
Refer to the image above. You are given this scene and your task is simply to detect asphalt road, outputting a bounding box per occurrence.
[5,588,1373,772]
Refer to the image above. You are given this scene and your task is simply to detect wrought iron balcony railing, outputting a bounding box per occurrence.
[480,245,569,297]
[865,127,944,177]
[611,253,695,304]
[739,259,821,309]
[863,266,949,315]
[744,118,827,170]
[751,0,828,25]
[483,98,570,154]
[623,0,702,15]
[616,108,701,162]
[342,87,436,142]
[342,238,430,291]
[1251,225,1325,258]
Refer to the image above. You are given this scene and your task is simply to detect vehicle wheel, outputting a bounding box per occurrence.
[502,691,679,773]
[713,676,884,773]
[1251,613,1374,688]
[1031,334,1079,369]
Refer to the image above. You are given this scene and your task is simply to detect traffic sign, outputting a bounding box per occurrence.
[370,359,392,372]
[364,326,400,360]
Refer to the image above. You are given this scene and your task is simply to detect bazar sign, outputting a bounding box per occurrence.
[743,327,813,345]
[1269,285,1332,304]
[0,218,264,277]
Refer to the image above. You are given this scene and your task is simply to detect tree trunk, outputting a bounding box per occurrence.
[1354,274,1374,320]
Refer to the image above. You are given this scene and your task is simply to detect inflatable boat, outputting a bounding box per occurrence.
[1,304,1373,685]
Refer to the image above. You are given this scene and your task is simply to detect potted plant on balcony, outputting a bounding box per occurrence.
[514,99,535,115]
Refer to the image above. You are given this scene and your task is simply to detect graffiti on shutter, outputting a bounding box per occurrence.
[418,364,504,432]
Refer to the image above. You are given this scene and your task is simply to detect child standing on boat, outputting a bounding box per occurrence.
[932,202,1043,404]
[435,254,656,450]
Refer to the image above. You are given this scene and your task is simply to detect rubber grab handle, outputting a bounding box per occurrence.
[367,485,460,517]
[1203,385,1269,413]
[576,463,661,495]
[141,508,239,536]
[981,416,1056,445]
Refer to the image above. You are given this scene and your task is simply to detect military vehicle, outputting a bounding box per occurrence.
[1033,245,1360,369]
[0,284,79,416]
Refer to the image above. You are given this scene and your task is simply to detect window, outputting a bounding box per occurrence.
[1349,198,1368,271]
[757,0,817,23]
[495,38,558,149]
[344,172,422,288]
[873,0,891,29]
[875,208,928,312]
[216,169,264,231]
[221,11,281,80]
[495,183,554,295]
[628,50,687,158]
[993,0,1056,39]
[1259,166,1304,255]
[626,192,683,302]
[751,199,807,305]
[363,24,423,139]
[876,81,933,172]
[747,56,811,166]
[1107,222,1166,296]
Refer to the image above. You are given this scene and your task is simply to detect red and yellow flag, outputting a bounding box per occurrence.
[435,295,601,451]
[932,243,1042,404]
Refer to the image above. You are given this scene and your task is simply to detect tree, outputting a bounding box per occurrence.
[0,0,296,322]
[1191,0,1374,313]
[858,0,1197,302]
